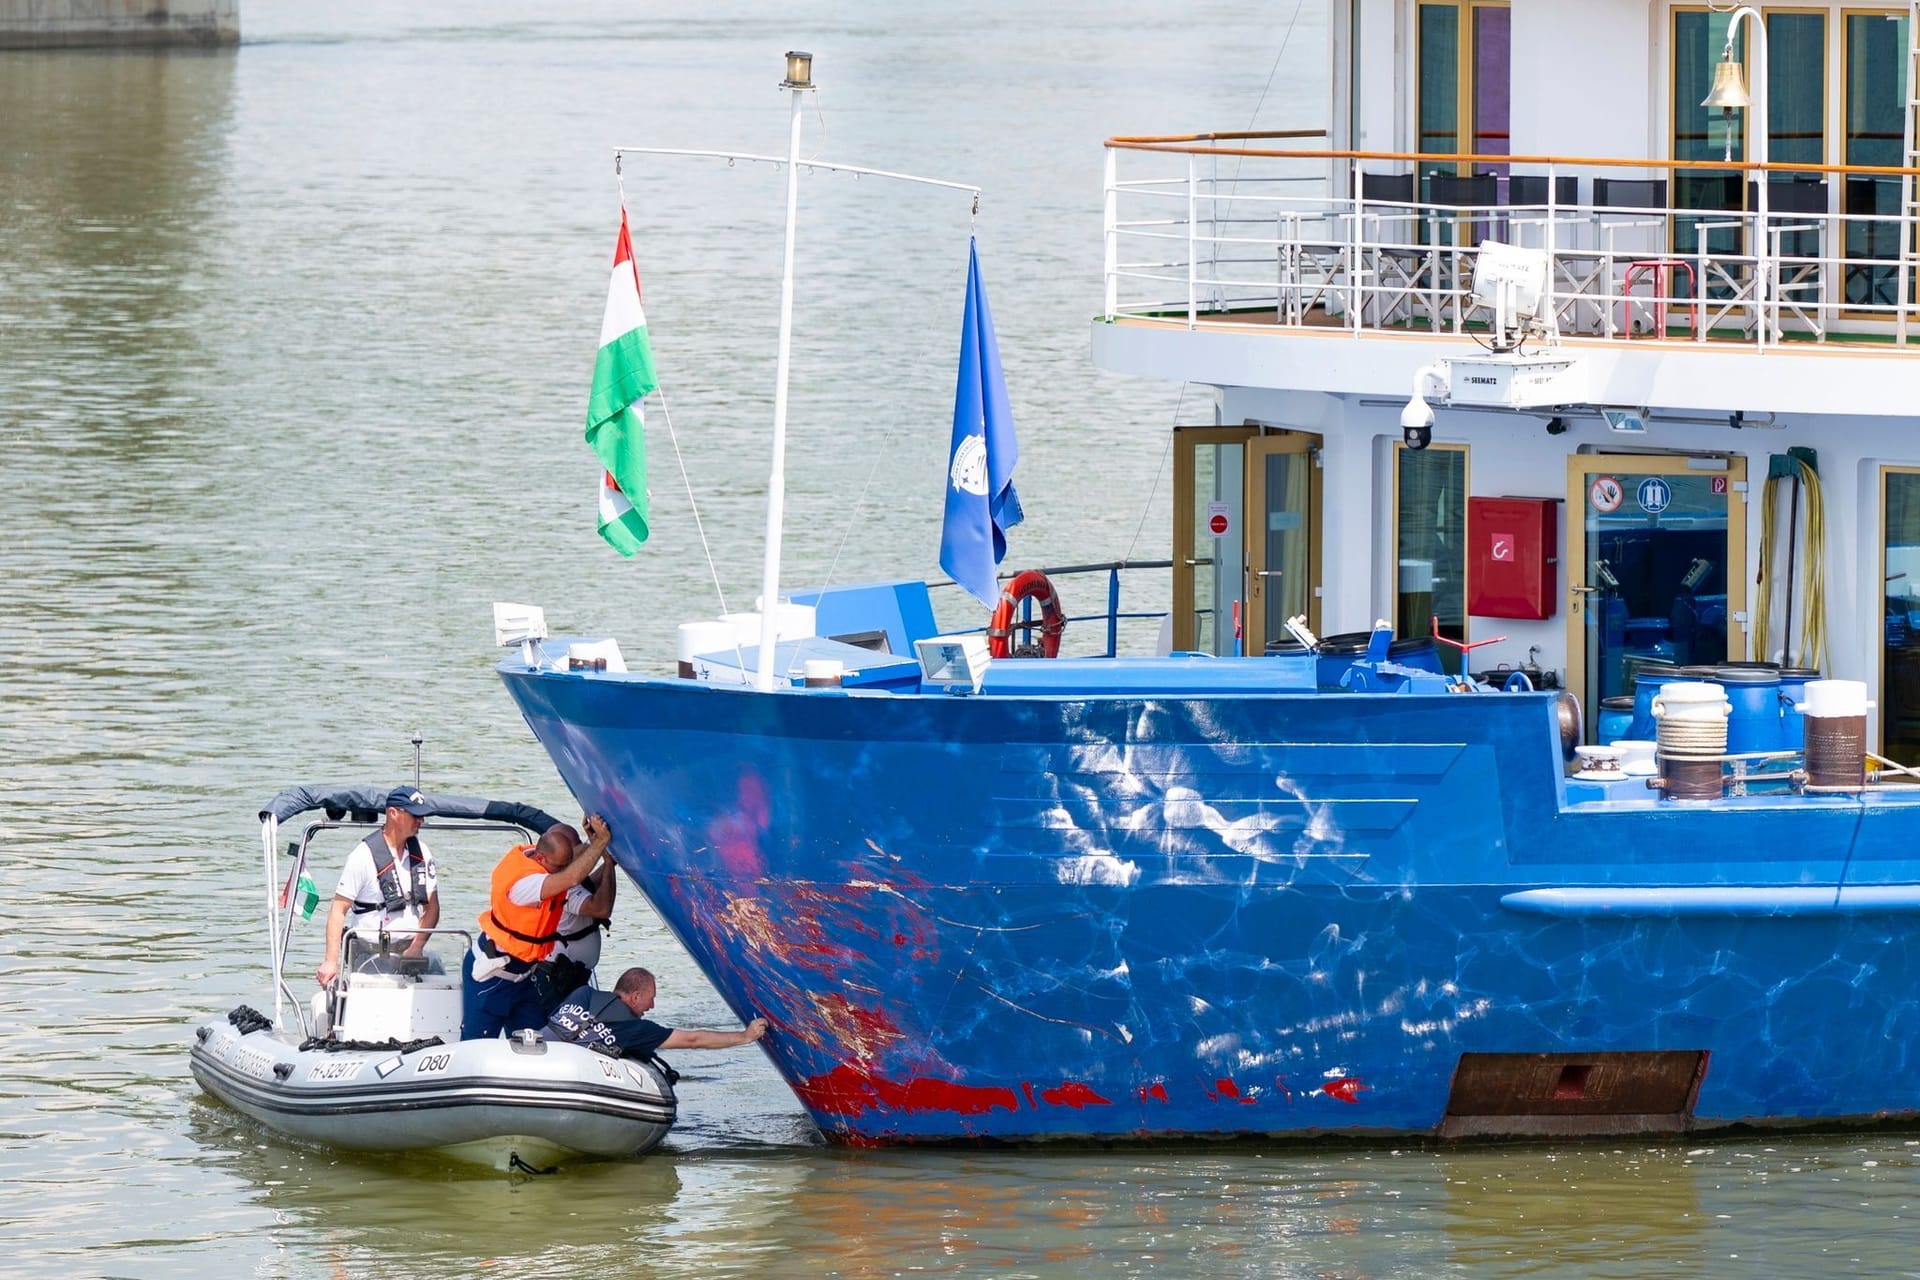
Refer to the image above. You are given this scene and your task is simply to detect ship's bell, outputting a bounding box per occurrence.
[1700,57,1751,110]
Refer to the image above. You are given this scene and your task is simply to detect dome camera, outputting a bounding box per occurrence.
[1400,395,1434,450]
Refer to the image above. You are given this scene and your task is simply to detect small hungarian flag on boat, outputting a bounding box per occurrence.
[586,211,659,555]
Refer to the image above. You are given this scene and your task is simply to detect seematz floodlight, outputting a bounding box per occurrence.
[914,635,991,693]
[1470,240,1553,350]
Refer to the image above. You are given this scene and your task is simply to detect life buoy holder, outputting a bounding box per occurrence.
[987,570,1065,659]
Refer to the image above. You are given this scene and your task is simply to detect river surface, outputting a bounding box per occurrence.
[6,2,1920,1276]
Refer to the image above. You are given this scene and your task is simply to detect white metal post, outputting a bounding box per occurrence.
[1187,154,1198,327]
[1544,161,1558,339]
[1104,147,1118,319]
[755,78,809,693]
[1725,6,1770,347]
[263,820,282,1028]
[1349,158,1362,332]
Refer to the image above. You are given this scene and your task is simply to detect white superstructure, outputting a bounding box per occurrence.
[1094,0,1920,756]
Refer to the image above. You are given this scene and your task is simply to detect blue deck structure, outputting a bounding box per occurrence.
[502,637,1920,1144]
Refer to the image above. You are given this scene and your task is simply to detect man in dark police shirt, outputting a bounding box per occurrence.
[545,965,768,1058]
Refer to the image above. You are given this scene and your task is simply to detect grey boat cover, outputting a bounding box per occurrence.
[259,785,561,833]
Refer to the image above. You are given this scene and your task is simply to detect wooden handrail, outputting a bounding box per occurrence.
[1103,135,1920,179]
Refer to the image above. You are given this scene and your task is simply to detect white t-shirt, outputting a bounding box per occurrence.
[334,833,438,941]
[469,871,549,982]
[552,878,605,970]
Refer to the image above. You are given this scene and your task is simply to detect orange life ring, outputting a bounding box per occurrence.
[987,569,1065,659]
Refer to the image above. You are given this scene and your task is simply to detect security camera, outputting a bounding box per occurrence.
[1400,394,1434,450]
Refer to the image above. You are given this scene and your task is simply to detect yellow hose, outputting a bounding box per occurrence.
[1753,459,1826,669]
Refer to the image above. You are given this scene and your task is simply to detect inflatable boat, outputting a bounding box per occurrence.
[188,784,676,1169]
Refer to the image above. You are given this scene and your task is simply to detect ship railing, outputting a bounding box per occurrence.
[1102,134,1920,351]
[933,559,1175,658]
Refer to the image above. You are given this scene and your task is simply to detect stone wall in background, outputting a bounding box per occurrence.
[0,0,238,49]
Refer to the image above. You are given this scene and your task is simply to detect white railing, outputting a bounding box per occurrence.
[1102,135,1920,353]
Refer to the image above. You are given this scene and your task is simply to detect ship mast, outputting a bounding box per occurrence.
[754,51,816,692]
[619,55,981,692]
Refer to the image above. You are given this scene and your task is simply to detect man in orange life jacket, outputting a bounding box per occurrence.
[316,787,440,988]
[460,813,612,1040]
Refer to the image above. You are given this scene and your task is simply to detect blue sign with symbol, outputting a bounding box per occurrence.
[1637,476,1672,514]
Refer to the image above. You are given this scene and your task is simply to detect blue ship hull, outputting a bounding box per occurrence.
[502,661,1920,1144]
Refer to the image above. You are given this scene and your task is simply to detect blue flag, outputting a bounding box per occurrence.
[939,238,1024,607]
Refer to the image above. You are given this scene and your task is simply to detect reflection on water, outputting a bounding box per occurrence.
[9,1,1920,1276]
[154,1110,1920,1279]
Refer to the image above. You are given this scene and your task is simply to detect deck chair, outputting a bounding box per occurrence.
[1357,171,1434,329]
[1751,176,1829,340]
[1426,173,1500,330]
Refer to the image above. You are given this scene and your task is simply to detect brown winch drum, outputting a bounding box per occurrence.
[1805,715,1867,789]
[1653,681,1729,802]
[1798,679,1870,791]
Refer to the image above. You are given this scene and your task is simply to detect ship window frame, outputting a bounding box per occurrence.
[1841,6,1912,319]
[1414,0,1510,178]
[1392,440,1470,673]
[1880,464,1920,762]
[1760,8,1828,166]
[1671,4,1751,264]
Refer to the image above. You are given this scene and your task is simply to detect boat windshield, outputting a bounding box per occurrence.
[340,928,466,982]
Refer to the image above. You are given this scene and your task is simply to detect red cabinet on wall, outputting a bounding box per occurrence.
[1468,497,1559,620]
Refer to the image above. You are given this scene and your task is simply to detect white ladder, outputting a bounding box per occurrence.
[1900,0,1920,342]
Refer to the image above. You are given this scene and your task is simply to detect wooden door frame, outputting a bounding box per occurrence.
[1564,451,1748,708]
[1246,432,1325,653]
[1172,426,1322,654]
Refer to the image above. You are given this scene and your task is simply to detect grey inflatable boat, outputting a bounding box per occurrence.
[189,784,675,1170]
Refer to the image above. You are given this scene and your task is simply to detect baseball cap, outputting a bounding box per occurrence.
[386,787,433,817]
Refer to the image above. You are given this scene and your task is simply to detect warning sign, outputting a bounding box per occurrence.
[1206,501,1231,538]
[1589,476,1624,513]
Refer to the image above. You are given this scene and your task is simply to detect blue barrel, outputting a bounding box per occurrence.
[1314,632,1442,688]
[1628,669,1684,740]
[1777,667,1819,751]
[1715,666,1784,755]
[1598,696,1634,743]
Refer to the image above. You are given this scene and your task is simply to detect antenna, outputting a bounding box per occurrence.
[411,732,424,789]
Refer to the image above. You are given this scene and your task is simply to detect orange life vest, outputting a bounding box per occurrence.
[476,844,565,964]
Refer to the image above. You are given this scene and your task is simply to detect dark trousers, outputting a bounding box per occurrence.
[460,948,544,1040]
[531,955,593,1020]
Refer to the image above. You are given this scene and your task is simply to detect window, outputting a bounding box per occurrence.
[1395,443,1468,674]
[1844,10,1910,310]
[1417,1,1510,177]
[1672,7,1746,261]
[1884,468,1920,760]
[1766,11,1827,166]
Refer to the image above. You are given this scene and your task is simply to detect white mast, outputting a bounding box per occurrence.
[754,52,816,692]
[617,55,979,694]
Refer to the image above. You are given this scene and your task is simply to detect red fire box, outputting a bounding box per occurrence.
[1467,496,1559,620]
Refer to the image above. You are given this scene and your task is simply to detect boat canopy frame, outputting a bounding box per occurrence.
[258,786,563,1034]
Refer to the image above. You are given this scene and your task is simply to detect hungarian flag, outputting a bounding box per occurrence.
[586,211,658,555]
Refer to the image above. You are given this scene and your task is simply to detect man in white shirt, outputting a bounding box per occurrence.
[315,787,440,987]
[533,849,617,1017]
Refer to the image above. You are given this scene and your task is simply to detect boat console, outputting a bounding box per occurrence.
[318,930,466,1044]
